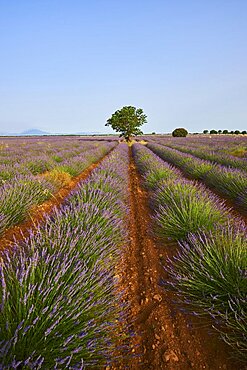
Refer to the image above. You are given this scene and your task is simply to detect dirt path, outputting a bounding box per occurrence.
[0,151,112,251]
[113,147,242,370]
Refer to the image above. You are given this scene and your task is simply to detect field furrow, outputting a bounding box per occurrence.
[147,142,247,216]
[130,143,246,367]
[111,144,242,369]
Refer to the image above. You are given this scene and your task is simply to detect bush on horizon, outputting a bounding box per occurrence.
[172,128,188,137]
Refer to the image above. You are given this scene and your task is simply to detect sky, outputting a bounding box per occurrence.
[0,0,246,134]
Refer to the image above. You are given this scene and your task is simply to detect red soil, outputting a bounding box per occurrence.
[110,148,243,370]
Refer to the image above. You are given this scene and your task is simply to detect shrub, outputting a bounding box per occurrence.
[153,181,228,240]
[172,128,188,137]
[229,147,246,158]
[43,169,72,189]
[145,168,177,189]
[148,143,247,207]
[204,166,247,202]
[164,227,247,361]
[51,155,63,163]
[26,159,53,175]
[132,143,179,189]
[0,177,55,234]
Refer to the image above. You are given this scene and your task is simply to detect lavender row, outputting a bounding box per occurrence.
[153,141,247,172]
[146,135,247,158]
[132,143,231,240]
[0,143,115,236]
[0,143,130,368]
[147,142,247,213]
[0,139,115,184]
[132,143,247,362]
[0,138,98,165]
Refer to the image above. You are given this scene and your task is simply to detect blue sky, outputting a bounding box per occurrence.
[0,0,246,134]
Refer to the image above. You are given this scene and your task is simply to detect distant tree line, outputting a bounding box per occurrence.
[203,129,247,135]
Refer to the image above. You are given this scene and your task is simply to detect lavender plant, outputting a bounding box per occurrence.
[238,189,247,212]
[132,143,247,360]
[156,142,247,172]
[132,144,228,240]
[56,144,115,177]
[132,143,179,189]
[0,164,31,186]
[147,142,247,212]
[0,143,130,368]
[43,169,72,189]
[0,138,116,188]
[147,143,214,179]
[204,166,247,204]
[219,296,247,360]
[0,177,56,235]
[0,142,115,236]
[154,181,229,240]
[164,227,247,361]
[25,157,53,175]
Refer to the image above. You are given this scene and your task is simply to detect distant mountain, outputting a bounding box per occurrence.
[20,129,50,136]
[0,129,105,136]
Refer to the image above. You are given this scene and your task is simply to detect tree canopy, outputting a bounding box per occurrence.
[172,128,188,137]
[105,106,147,141]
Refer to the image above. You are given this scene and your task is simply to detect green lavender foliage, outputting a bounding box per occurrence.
[154,181,229,240]
[132,142,247,361]
[132,143,229,241]
[0,144,130,368]
[165,228,247,361]
[0,177,56,235]
[0,143,115,236]
[147,142,247,211]
[132,143,179,190]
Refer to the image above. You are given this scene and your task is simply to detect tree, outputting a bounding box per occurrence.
[234,130,240,135]
[210,129,217,134]
[172,128,188,137]
[218,129,222,134]
[223,129,228,134]
[105,106,147,142]
[242,130,247,135]
[203,130,208,134]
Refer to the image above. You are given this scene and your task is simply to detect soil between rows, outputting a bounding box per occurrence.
[111,147,242,370]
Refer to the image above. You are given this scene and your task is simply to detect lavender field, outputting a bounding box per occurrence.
[0,135,246,368]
